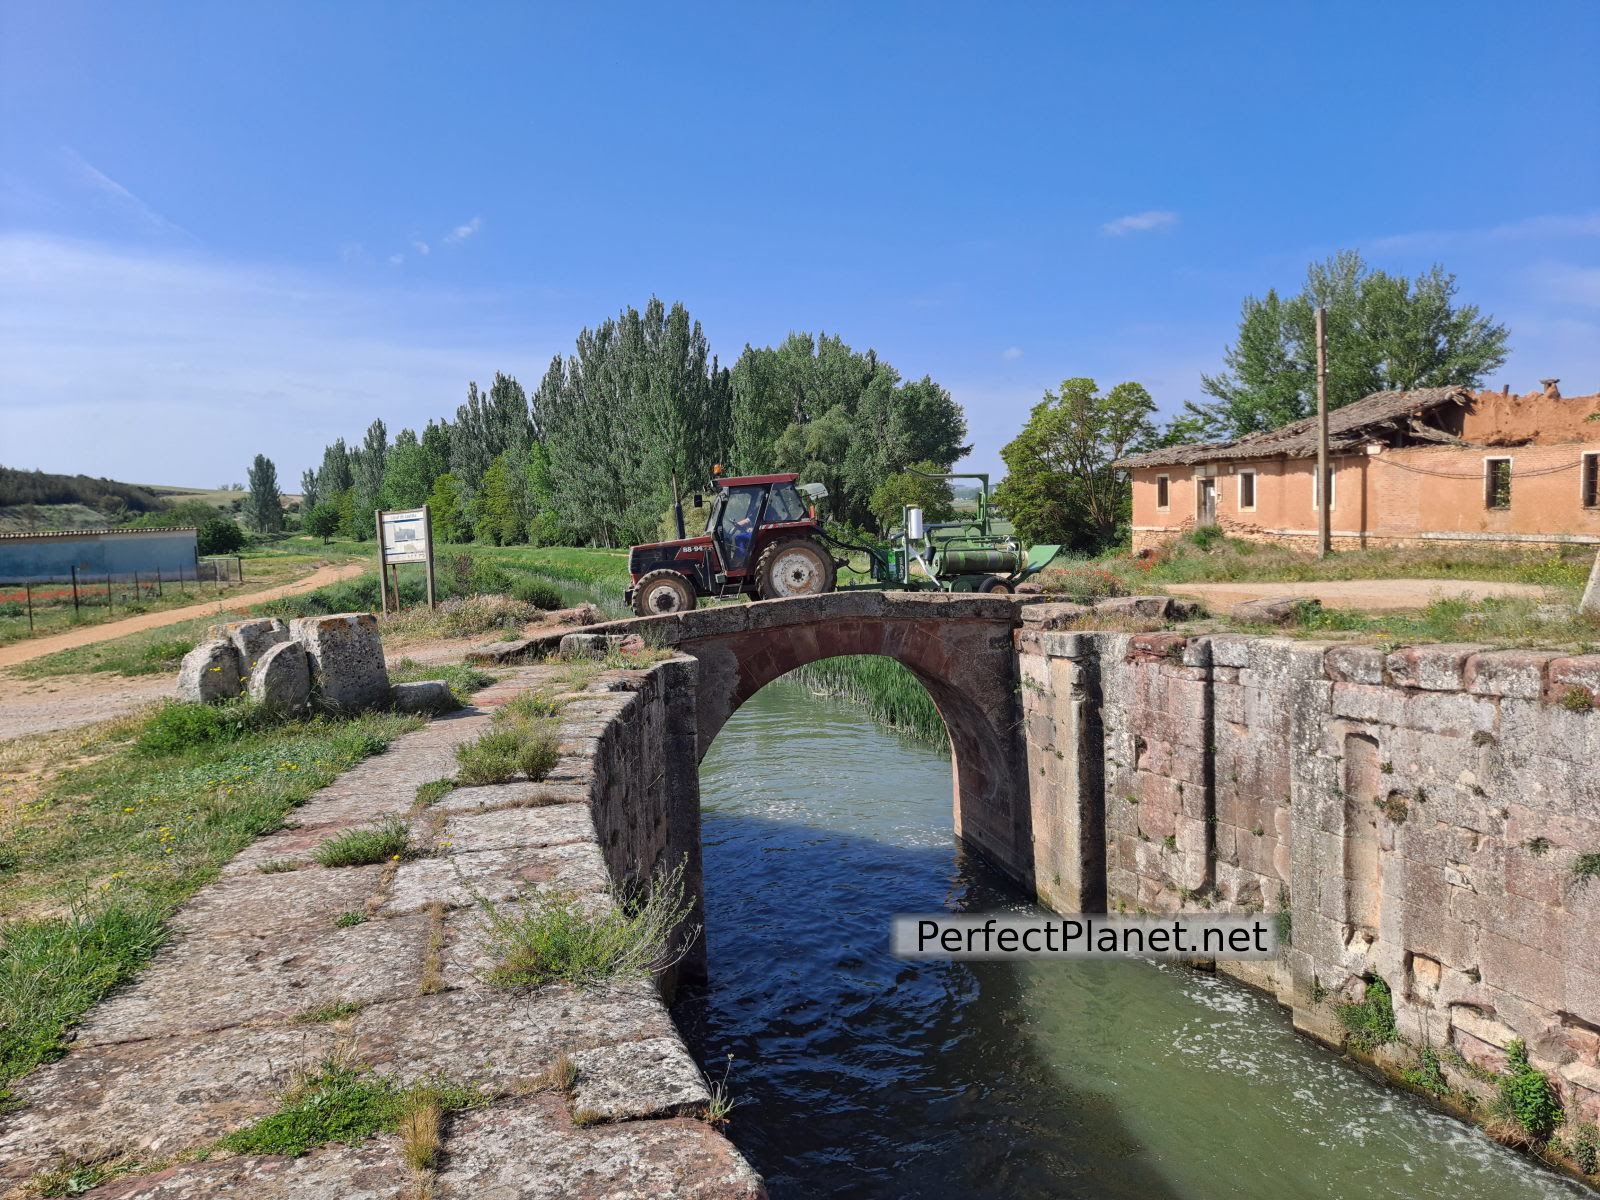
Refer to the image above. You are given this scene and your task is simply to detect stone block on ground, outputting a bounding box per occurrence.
[1230,595,1320,626]
[208,617,289,671]
[569,1036,711,1122]
[560,631,647,657]
[290,612,389,711]
[435,1097,764,1199]
[1095,594,1199,620]
[175,639,244,703]
[390,679,457,714]
[248,639,311,713]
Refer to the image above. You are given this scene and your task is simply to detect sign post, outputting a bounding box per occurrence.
[377,507,435,612]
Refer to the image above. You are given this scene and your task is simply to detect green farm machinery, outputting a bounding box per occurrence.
[844,471,1061,595]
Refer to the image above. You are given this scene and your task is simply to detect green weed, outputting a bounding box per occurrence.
[312,816,412,868]
[480,862,693,991]
[1337,976,1398,1052]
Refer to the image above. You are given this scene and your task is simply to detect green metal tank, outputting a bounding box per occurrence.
[937,546,1024,576]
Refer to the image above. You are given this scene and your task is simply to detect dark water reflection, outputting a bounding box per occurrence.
[672,682,1583,1200]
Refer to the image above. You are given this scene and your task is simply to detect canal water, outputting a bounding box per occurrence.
[672,679,1584,1200]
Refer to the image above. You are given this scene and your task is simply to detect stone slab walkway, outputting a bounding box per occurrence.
[0,665,761,1199]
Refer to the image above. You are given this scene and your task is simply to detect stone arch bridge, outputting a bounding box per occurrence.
[477,591,1036,885]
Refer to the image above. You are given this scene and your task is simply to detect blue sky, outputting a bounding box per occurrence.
[2,1,1597,487]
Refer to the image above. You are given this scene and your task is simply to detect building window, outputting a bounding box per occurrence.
[1312,465,1335,511]
[1485,458,1513,510]
[1238,470,1257,511]
[1583,453,1599,509]
[1156,475,1170,510]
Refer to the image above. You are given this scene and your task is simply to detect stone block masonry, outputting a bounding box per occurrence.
[1017,608,1600,1130]
[0,661,759,1198]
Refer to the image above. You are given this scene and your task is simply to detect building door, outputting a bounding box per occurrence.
[1197,478,1217,525]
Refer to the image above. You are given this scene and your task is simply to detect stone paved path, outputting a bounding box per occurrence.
[0,665,761,1199]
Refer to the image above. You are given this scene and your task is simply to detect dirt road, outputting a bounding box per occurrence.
[1165,577,1550,613]
[0,561,363,671]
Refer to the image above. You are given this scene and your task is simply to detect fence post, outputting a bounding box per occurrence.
[156,567,163,598]
[237,555,244,584]
[107,573,114,615]
[133,571,140,603]
[71,565,80,616]
[25,581,33,634]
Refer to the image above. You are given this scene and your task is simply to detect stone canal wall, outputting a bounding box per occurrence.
[1015,608,1600,1128]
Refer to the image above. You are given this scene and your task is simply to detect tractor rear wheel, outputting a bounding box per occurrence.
[632,570,698,617]
[756,538,836,601]
[977,575,1013,595]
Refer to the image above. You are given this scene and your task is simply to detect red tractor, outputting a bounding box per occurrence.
[626,472,836,616]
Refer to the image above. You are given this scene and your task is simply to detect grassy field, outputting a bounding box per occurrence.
[0,700,425,1105]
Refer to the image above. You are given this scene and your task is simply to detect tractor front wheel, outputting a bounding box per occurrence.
[632,570,698,617]
[977,575,1013,595]
[756,538,837,601]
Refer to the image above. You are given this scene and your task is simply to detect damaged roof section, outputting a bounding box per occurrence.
[1115,386,1475,469]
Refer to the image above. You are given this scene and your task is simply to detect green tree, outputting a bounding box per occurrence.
[380,436,435,510]
[450,374,532,495]
[303,502,341,543]
[473,453,524,545]
[243,454,284,533]
[869,462,957,530]
[334,486,361,540]
[318,439,353,496]
[994,378,1157,553]
[197,516,244,555]
[1182,251,1510,439]
[732,333,968,532]
[425,473,469,543]
[299,468,320,512]
[533,298,732,546]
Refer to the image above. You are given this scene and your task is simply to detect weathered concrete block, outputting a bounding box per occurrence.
[290,612,389,711]
[176,639,243,703]
[559,632,645,657]
[208,617,288,671]
[1385,644,1489,691]
[568,1036,710,1122]
[247,640,310,713]
[1231,595,1320,625]
[1019,602,1092,629]
[1465,650,1552,699]
[1096,594,1199,620]
[1325,644,1385,685]
[390,680,457,714]
[1549,655,1600,705]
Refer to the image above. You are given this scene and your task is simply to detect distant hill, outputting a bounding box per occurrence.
[0,466,167,514]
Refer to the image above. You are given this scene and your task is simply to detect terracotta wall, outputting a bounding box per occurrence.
[1131,438,1600,552]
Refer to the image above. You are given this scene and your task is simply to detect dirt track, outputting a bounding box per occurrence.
[0,561,363,671]
[1165,577,1550,613]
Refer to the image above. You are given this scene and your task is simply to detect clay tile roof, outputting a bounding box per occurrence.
[1113,386,1474,469]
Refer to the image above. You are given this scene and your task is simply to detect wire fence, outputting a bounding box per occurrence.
[0,557,248,636]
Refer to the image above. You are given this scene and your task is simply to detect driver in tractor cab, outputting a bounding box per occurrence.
[723,488,758,563]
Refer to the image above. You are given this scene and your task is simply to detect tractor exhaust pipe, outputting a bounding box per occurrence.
[672,473,686,539]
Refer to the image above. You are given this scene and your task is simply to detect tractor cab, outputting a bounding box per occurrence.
[626,472,836,616]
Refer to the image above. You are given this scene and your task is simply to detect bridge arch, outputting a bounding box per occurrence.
[569,592,1034,886]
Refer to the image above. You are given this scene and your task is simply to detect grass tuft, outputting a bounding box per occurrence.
[479,862,694,991]
[312,816,413,868]
[454,697,561,786]
[414,779,456,807]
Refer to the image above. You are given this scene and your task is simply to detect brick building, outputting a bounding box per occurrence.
[1116,381,1600,553]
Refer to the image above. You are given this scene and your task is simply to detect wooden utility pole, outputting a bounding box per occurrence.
[1315,306,1331,559]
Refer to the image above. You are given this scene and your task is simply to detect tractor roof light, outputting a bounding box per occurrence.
[799,482,828,500]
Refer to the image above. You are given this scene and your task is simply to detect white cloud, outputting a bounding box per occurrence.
[410,236,431,256]
[1371,211,1600,253]
[63,147,192,239]
[1101,210,1178,237]
[1529,261,1600,308]
[1001,346,1024,361]
[443,216,482,245]
[0,233,545,482]
[388,253,405,266]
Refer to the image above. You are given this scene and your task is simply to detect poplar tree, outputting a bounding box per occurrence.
[243,454,284,533]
